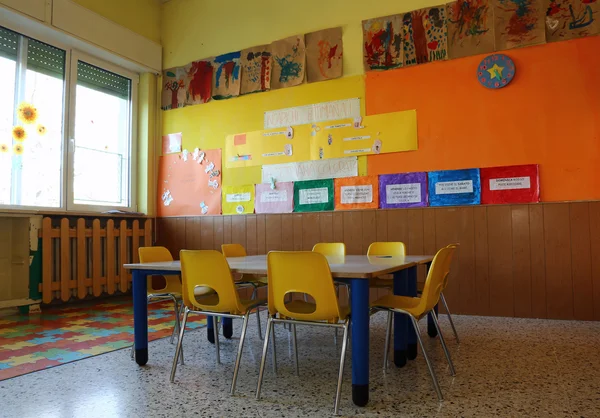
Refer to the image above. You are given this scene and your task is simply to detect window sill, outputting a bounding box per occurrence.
[0,208,149,218]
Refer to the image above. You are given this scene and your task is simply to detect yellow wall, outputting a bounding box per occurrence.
[161,0,441,186]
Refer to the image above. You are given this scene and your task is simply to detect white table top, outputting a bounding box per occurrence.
[124,254,434,279]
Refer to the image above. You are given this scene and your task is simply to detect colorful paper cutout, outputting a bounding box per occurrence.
[544,0,600,42]
[428,168,481,206]
[305,27,343,82]
[379,172,428,208]
[185,60,213,105]
[334,176,379,210]
[494,0,546,51]
[162,132,182,155]
[270,35,306,90]
[403,6,449,66]
[255,182,294,213]
[222,185,255,215]
[478,54,516,89]
[161,67,187,110]
[212,52,241,100]
[480,164,540,204]
[447,0,495,59]
[157,149,222,217]
[362,14,404,71]
[240,45,272,94]
[293,179,334,212]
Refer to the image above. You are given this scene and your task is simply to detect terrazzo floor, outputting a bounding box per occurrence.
[1,312,599,418]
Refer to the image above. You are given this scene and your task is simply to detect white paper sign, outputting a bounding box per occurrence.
[264,98,361,129]
[435,180,473,195]
[489,176,531,191]
[299,188,329,205]
[343,135,370,141]
[261,157,358,183]
[260,190,288,203]
[226,193,251,203]
[344,148,372,154]
[341,185,373,204]
[262,152,285,157]
[386,183,421,204]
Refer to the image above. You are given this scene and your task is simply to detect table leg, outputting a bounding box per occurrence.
[350,278,369,407]
[393,269,408,367]
[133,270,148,366]
[223,317,233,339]
[407,266,418,360]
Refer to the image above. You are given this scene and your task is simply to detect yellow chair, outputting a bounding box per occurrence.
[221,243,268,339]
[367,242,407,288]
[371,246,457,401]
[438,244,460,343]
[312,242,346,257]
[256,251,350,415]
[171,250,265,395]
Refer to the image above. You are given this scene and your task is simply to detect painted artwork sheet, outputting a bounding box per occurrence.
[212,52,241,100]
[305,27,343,82]
[270,35,306,90]
[222,185,255,215]
[157,149,222,217]
[447,0,495,59]
[225,125,311,169]
[240,45,272,94]
[362,14,404,71]
[403,6,449,66]
[428,168,481,206]
[544,0,600,42]
[161,67,187,110]
[185,60,213,105]
[293,179,334,213]
[334,176,379,210]
[480,164,540,204]
[494,0,546,50]
[309,110,418,161]
[379,172,428,208]
[255,182,294,214]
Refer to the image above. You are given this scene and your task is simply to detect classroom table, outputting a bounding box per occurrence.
[124,254,434,407]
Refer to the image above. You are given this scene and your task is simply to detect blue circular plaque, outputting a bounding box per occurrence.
[477,54,516,89]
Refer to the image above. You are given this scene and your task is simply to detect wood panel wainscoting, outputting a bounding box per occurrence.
[155,202,600,321]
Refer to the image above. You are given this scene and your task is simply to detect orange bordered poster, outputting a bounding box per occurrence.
[334,175,379,210]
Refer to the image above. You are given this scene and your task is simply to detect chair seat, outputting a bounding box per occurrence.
[236,275,268,287]
[281,300,350,322]
[190,293,266,315]
[371,293,426,320]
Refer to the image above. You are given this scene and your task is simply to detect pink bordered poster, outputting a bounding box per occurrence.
[255,182,294,214]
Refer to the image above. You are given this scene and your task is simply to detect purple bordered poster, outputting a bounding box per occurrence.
[379,172,428,208]
[255,182,294,214]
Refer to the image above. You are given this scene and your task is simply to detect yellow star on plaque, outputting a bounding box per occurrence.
[487,63,504,81]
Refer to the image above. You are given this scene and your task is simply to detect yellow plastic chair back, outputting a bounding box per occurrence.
[180,250,246,314]
[367,242,406,257]
[221,243,247,257]
[312,243,346,257]
[418,247,456,314]
[441,243,459,291]
[267,251,344,322]
[139,246,181,295]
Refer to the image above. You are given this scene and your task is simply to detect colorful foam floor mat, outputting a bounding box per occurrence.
[0,297,206,381]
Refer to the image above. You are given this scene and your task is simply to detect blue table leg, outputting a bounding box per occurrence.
[132,270,148,366]
[393,269,408,367]
[406,266,418,360]
[350,278,369,407]
[223,317,233,338]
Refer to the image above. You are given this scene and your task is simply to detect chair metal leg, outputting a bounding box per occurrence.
[334,320,350,416]
[170,296,180,344]
[213,316,221,365]
[256,307,263,341]
[383,311,393,371]
[292,324,299,376]
[430,310,456,376]
[411,316,443,401]
[440,293,459,344]
[271,321,277,375]
[170,309,189,382]
[230,311,251,395]
[256,316,273,400]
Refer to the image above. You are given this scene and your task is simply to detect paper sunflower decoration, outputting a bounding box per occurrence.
[0,143,9,153]
[13,143,24,155]
[37,124,47,136]
[12,126,26,141]
[17,102,38,124]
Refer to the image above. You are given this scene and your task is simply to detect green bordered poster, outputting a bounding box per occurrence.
[293,179,334,212]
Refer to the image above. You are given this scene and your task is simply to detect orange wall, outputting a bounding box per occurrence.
[366,37,600,202]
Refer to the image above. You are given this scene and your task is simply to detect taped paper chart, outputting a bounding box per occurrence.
[255,182,294,213]
[222,185,255,215]
[264,98,361,129]
[294,179,334,212]
[379,172,428,208]
[225,125,311,168]
[480,164,539,204]
[261,157,358,183]
[428,168,481,207]
[310,110,417,160]
[157,149,222,217]
[334,176,378,210]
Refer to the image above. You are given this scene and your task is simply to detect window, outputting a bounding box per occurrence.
[0,25,137,212]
